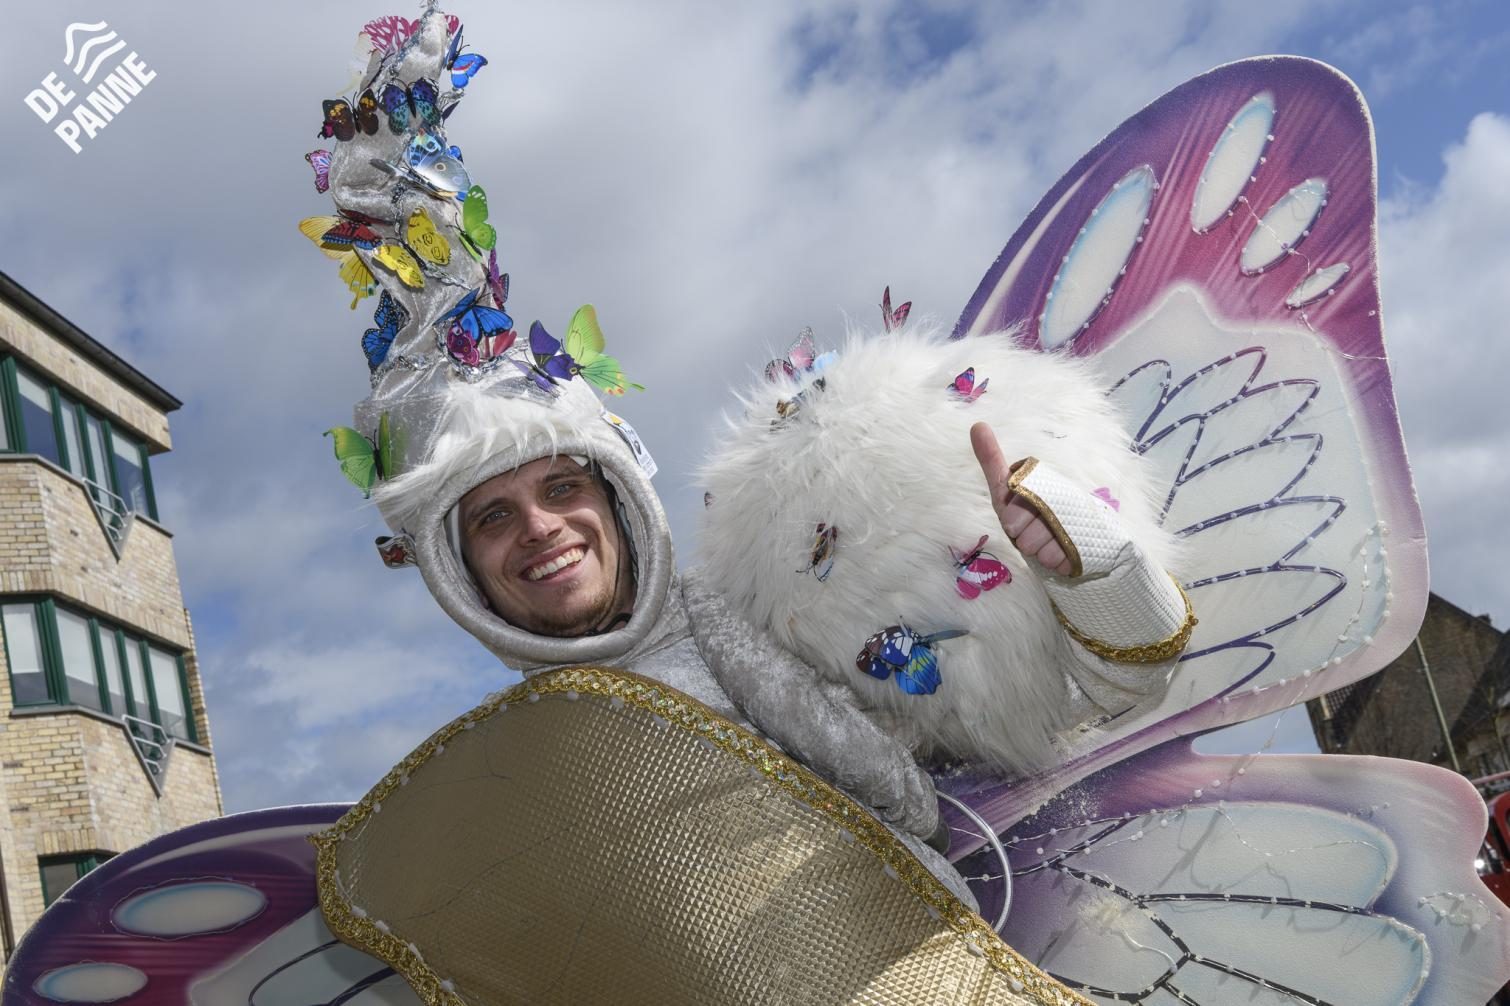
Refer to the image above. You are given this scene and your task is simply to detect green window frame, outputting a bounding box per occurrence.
[40,852,112,908]
[0,356,159,521]
[0,597,196,743]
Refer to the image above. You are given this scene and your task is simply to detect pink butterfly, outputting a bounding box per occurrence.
[948,367,989,402]
[764,328,836,383]
[949,535,1010,599]
[1092,486,1120,511]
[305,150,331,193]
[361,14,462,54]
[881,286,911,332]
[485,248,509,310]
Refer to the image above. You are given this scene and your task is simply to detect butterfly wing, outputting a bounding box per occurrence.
[485,249,509,307]
[787,329,817,372]
[298,216,346,260]
[896,644,942,695]
[325,427,377,494]
[941,737,1509,1005]
[855,630,893,680]
[354,88,381,135]
[461,185,497,253]
[379,82,411,134]
[361,290,407,370]
[406,209,451,266]
[948,56,1428,803]
[408,78,441,129]
[371,243,424,288]
[450,53,488,89]
[320,99,355,141]
[963,551,1010,594]
[337,253,376,309]
[562,305,606,362]
[305,150,331,193]
[5,806,420,1006]
[462,302,514,343]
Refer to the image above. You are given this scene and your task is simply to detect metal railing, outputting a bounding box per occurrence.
[122,714,174,788]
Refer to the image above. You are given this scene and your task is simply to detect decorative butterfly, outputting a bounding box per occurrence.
[371,242,424,288]
[948,534,1011,600]
[855,623,968,696]
[764,328,837,383]
[374,533,418,568]
[299,208,385,251]
[305,150,331,193]
[513,321,577,390]
[360,14,461,55]
[558,305,645,395]
[948,366,989,402]
[406,208,450,265]
[379,78,441,134]
[440,287,513,344]
[485,248,509,309]
[881,286,912,332]
[799,523,838,581]
[362,290,409,370]
[1092,486,1120,511]
[393,133,471,196]
[449,53,488,89]
[318,89,380,141]
[459,185,497,259]
[774,380,825,421]
[703,492,714,508]
[325,412,399,497]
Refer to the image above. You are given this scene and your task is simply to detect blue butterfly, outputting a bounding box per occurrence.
[512,321,576,391]
[379,78,440,134]
[362,290,409,369]
[855,623,967,695]
[440,288,512,343]
[450,53,487,89]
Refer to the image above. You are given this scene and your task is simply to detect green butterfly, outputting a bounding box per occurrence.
[459,185,497,260]
[325,413,401,496]
[563,305,645,396]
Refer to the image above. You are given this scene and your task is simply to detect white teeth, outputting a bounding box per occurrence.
[526,547,584,581]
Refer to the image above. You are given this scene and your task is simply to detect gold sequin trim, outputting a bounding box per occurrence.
[1005,456,1084,577]
[312,666,1094,1006]
[1052,577,1197,664]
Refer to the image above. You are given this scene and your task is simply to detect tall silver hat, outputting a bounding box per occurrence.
[304,6,668,668]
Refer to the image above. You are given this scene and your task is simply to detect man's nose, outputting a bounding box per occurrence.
[518,502,564,542]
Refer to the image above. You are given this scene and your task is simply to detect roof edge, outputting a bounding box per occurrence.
[0,271,182,413]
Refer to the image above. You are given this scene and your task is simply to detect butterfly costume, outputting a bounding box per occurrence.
[10,17,1507,1006]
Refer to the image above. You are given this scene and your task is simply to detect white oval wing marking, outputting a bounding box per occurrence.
[1191,91,1276,232]
[33,963,148,1003]
[1241,177,1328,274]
[112,879,267,937]
[1040,165,1156,349]
[1285,262,1351,308]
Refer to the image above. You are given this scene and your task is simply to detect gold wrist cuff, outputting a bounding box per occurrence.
[1052,577,1197,664]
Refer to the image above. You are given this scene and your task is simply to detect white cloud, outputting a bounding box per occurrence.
[1381,112,1510,623]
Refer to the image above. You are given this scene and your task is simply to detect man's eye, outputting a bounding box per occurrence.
[479,508,509,525]
[547,482,577,499]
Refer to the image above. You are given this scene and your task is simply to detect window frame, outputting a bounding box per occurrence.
[0,355,159,521]
[0,596,196,742]
[39,852,112,908]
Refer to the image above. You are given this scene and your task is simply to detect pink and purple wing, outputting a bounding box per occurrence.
[305,150,332,193]
[786,330,817,372]
[4,805,418,1005]
[948,56,1428,790]
[961,553,1009,595]
[939,738,1510,1005]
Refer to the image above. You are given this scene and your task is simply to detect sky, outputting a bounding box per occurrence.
[1,0,1507,813]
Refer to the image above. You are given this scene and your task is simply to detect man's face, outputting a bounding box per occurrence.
[458,457,634,637]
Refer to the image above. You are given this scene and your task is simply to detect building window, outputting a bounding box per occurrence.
[39,853,112,908]
[0,597,195,742]
[0,358,158,521]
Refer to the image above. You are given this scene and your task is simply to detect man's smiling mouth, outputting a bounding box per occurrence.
[525,546,585,581]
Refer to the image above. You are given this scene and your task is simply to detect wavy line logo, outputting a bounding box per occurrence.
[22,19,157,154]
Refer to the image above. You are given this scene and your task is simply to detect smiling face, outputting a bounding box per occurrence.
[457,456,634,637]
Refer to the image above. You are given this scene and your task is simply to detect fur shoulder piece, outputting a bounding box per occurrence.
[696,327,1177,773]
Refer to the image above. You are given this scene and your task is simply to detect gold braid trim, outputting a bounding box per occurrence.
[311,666,1094,1006]
[1052,577,1198,664]
[1005,457,1084,577]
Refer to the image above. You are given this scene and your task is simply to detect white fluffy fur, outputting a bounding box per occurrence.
[697,326,1179,773]
[372,378,608,532]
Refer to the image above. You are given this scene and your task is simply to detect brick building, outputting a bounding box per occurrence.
[1307,592,1506,773]
[0,272,220,961]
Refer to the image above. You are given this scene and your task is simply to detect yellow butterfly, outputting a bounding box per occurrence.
[371,242,425,288]
[298,215,378,309]
[407,208,451,266]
